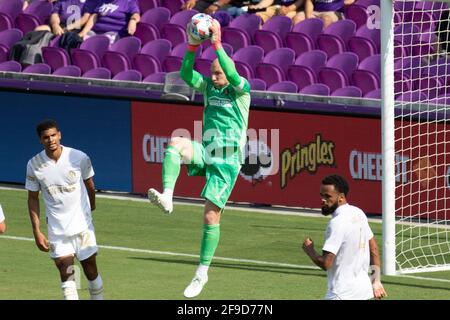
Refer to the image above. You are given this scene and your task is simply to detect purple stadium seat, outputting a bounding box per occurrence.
[0,12,13,31]
[172,42,202,58]
[0,60,21,72]
[113,69,143,81]
[364,89,381,99]
[211,11,231,27]
[71,49,101,74]
[161,23,187,47]
[253,15,292,54]
[0,0,22,22]
[255,48,295,87]
[344,4,369,29]
[235,61,253,79]
[0,45,7,62]
[201,43,233,60]
[82,67,111,79]
[23,63,51,74]
[134,22,160,46]
[232,45,264,74]
[162,56,183,72]
[133,53,161,77]
[300,83,330,96]
[138,0,160,14]
[160,0,186,16]
[23,0,52,23]
[194,58,211,77]
[260,47,295,74]
[80,35,111,59]
[394,71,412,95]
[143,72,166,83]
[222,27,251,54]
[268,81,298,93]
[42,46,70,72]
[255,64,284,88]
[228,13,262,40]
[351,54,380,95]
[140,7,171,32]
[102,36,141,76]
[285,18,323,57]
[15,13,40,34]
[248,78,266,91]
[169,9,198,27]
[318,53,359,93]
[287,50,327,90]
[0,28,22,49]
[139,39,172,66]
[412,32,438,57]
[348,24,380,61]
[317,20,356,58]
[332,86,363,98]
[53,65,82,77]
[396,91,427,102]
[49,35,61,47]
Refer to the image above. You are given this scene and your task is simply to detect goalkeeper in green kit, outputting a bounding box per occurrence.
[147,19,251,298]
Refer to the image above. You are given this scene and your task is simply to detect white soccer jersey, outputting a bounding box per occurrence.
[25,146,95,239]
[322,203,374,300]
[0,204,4,223]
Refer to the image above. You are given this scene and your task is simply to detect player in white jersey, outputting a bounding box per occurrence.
[302,174,387,300]
[26,119,103,300]
[0,204,6,233]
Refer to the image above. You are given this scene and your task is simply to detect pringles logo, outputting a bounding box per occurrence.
[280,134,335,188]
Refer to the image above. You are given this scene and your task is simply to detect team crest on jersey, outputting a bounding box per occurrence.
[98,3,119,15]
[208,96,232,108]
[68,170,77,182]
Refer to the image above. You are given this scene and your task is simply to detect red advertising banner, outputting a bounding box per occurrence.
[132,101,450,216]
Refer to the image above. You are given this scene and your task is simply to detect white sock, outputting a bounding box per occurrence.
[61,280,78,300]
[163,189,173,200]
[196,264,209,279]
[88,274,104,300]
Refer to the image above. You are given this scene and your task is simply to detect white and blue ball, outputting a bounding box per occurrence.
[188,13,214,41]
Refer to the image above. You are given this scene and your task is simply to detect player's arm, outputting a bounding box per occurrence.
[180,24,206,91]
[27,190,49,252]
[84,177,96,211]
[369,237,387,299]
[210,20,249,89]
[302,238,335,270]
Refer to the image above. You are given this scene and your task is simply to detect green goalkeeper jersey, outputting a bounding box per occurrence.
[180,47,251,161]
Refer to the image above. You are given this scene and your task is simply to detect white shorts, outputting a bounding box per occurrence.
[48,224,98,261]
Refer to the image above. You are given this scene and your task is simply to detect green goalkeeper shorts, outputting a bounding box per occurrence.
[186,140,241,209]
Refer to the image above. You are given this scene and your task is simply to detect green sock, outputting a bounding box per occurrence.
[162,145,181,191]
[199,224,220,266]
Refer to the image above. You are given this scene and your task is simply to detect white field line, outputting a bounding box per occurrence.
[2,235,450,284]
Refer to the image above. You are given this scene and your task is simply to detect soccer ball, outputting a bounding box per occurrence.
[188,13,214,41]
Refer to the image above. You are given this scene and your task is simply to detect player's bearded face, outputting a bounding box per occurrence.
[40,128,61,152]
[320,184,339,216]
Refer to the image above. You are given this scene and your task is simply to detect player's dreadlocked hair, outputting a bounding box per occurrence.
[36,119,59,137]
[322,174,349,196]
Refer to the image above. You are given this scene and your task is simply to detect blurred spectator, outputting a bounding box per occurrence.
[292,0,345,28]
[78,0,140,44]
[249,0,304,24]
[35,0,98,35]
[182,0,233,14]
[224,0,261,18]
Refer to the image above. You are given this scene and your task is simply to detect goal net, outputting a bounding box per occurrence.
[382,0,450,275]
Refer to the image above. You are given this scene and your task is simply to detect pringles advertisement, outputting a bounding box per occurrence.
[131,101,450,216]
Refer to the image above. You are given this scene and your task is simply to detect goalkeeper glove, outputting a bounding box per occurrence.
[186,23,203,51]
[210,19,222,50]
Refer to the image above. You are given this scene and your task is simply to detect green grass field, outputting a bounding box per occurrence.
[0,188,449,300]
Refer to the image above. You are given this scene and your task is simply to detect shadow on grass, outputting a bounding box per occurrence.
[128,256,327,278]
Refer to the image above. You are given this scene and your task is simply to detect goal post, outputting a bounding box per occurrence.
[382,0,450,275]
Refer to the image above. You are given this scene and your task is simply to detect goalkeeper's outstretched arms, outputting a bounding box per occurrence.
[210,19,247,88]
[180,24,205,90]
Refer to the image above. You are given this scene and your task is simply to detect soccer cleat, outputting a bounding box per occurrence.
[147,188,173,214]
[183,274,208,298]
